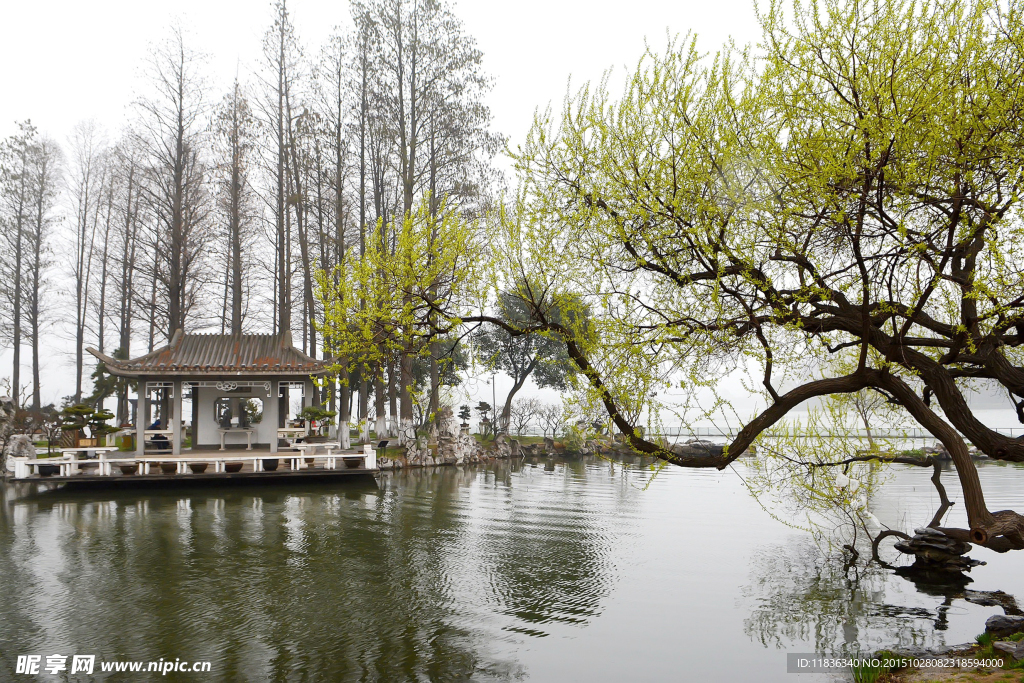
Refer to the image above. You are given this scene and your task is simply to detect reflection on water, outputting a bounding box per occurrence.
[1,456,1022,681]
[745,540,946,654]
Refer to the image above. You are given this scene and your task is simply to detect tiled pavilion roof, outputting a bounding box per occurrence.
[87,330,331,377]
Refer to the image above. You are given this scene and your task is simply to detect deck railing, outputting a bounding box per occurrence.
[11,444,377,480]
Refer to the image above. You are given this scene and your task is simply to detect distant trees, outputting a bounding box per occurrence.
[474,282,581,433]
[0,122,36,408]
[508,397,541,436]
[0,0,501,439]
[0,122,60,410]
[22,137,61,412]
[536,403,568,440]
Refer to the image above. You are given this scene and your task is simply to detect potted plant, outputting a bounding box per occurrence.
[300,405,337,438]
[224,461,244,473]
[188,462,208,474]
[262,458,279,471]
[119,464,138,475]
[37,462,60,476]
[159,461,177,474]
[459,405,472,432]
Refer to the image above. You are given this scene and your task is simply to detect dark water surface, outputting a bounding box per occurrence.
[1,456,1022,681]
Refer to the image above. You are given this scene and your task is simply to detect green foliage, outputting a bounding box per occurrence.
[506,0,1024,451]
[88,348,133,409]
[473,280,584,390]
[850,660,888,683]
[59,403,116,439]
[300,405,337,436]
[973,631,1024,670]
[314,197,485,423]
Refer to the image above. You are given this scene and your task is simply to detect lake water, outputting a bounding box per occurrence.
[1,455,1022,681]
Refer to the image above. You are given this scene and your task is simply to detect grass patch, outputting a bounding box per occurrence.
[973,632,1024,672]
[852,660,890,683]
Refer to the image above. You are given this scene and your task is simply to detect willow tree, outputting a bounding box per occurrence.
[315,198,482,445]
[505,0,1024,552]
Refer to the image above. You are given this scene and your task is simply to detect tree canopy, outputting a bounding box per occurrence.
[498,0,1024,551]
[473,280,582,432]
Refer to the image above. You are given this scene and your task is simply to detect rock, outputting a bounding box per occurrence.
[993,640,1024,661]
[543,437,555,453]
[886,644,974,659]
[894,527,984,573]
[492,434,511,459]
[510,439,521,458]
[8,434,35,458]
[986,614,1024,637]
[668,441,724,459]
[436,407,459,439]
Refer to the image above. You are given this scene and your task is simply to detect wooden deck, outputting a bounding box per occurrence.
[41,468,376,490]
[13,447,379,490]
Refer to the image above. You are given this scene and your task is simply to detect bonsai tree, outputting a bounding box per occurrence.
[60,404,95,444]
[89,409,117,442]
[458,405,472,428]
[60,404,117,445]
[300,405,337,437]
[475,401,492,437]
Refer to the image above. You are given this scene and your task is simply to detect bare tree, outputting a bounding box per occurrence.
[213,78,258,335]
[23,137,61,411]
[537,403,567,440]
[0,121,37,407]
[133,25,213,340]
[65,120,107,402]
[107,140,144,423]
[509,397,541,437]
[257,0,304,338]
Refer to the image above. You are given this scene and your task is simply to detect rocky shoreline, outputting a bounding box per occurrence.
[375,422,729,470]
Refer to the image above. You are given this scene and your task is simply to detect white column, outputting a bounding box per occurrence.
[136,382,148,457]
[172,380,183,455]
[267,384,279,454]
[303,379,314,435]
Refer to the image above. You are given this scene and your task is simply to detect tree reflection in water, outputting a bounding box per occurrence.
[743,537,1022,655]
[0,458,620,681]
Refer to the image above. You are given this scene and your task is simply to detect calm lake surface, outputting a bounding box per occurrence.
[2,455,1023,681]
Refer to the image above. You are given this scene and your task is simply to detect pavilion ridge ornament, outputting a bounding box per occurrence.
[194,381,272,397]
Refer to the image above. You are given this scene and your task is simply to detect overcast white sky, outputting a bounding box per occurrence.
[0,0,1018,427]
[0,0,763,145]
